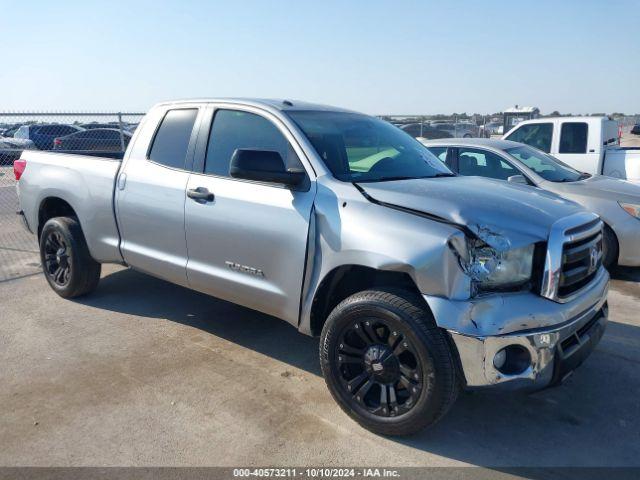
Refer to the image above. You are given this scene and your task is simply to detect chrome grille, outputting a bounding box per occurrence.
[541,213,603,303]
[558,228,602,298]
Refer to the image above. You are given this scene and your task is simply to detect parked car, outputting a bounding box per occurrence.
[482,121,503,137]
[399,122,453,139]
[0,138,36,165]
[16,99,608,436]
[429,121,478,138]
[14,124,83,150]
[422,138,640,268]
[80,123,121,130]
[503,116,640,183]
[53,128,132,152]
[631,124,640,135]
[2,125,23,138]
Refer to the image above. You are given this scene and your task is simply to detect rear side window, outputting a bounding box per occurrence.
[149,109,198,169]
[205,109,290,177]
[505,123,553,153]
[559,122,588,154]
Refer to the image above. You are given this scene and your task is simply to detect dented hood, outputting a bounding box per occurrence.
[358,176,585,248]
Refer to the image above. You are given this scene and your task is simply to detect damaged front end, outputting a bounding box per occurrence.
[448,224,538,297]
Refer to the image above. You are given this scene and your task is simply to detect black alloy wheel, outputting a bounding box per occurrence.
[335,317,423,417]
[320,289,459,436]
[43,229,72,287]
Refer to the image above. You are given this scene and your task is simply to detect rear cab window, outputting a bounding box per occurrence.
[505,123,553,153]
[559,122,588,154]
[148,109,199,169]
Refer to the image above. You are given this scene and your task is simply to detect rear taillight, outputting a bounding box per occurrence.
[14,159,27,181]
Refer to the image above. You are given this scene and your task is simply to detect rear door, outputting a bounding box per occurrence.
[116,105,203,286]
[554,120,599,174]
[184,105,315,324]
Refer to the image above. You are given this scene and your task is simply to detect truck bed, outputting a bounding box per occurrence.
[603,147,640,182]
[17,150,124,264]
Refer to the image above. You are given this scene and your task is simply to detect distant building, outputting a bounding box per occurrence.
[502,105,540,132]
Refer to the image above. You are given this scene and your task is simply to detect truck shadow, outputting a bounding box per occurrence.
[78,267,640,468]
[79,267,323,376]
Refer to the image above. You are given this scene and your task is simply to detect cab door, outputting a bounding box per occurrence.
[184,105,316,325]
[116,105,203,286]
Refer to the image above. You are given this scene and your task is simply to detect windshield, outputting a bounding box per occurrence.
[287,111,453,182]
[505,145,586,182]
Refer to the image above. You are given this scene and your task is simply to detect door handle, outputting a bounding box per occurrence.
[187,187,215,202]
[117,172,127,190]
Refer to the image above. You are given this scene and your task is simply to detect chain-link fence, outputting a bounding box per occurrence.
[0,112,144,281]
[379,114,501,140]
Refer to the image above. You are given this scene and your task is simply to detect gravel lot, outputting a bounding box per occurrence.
[1,263,639,468]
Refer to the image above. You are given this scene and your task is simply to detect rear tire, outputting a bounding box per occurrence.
[39,217,101,298]
[602,224,619,270]
[320,289,459,436]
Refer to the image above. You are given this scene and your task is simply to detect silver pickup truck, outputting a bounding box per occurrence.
[16,99,609,436]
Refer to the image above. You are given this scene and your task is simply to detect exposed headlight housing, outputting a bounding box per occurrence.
[619,202,640,219]
[466,243,534,291]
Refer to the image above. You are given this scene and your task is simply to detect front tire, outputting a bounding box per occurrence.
[320,289,459,436]
[39,217,101,298]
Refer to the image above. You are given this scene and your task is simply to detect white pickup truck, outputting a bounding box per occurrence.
[503,116,640,182]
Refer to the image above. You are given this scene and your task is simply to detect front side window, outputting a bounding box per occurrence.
[204,110,292,177]
[457,148,516,180]
[148,109,198,169]
[559,122,588,154]
[426,146,448,163]
[288,111,452,182]
[506,145,584,182]
[505,123,553,153]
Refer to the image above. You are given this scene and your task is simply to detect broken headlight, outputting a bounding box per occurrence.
[468,244,534,290]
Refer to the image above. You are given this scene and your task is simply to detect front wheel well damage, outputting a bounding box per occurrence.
[309,265,424,337]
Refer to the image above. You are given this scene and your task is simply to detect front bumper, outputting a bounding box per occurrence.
[423,268,609,389]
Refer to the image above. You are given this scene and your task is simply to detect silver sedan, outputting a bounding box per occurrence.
[420,138,640,268]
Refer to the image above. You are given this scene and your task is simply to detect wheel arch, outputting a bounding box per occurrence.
[307,264,427,337]
[38,196,78,240]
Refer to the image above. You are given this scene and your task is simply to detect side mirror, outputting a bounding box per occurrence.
[230,149,305,186]
[507,174,528,185]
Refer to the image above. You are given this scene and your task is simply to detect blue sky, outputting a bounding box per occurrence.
[1,0,639,114]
